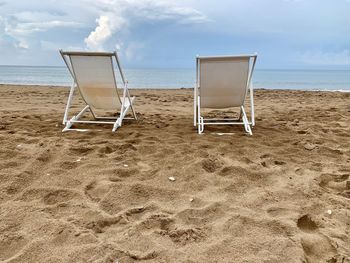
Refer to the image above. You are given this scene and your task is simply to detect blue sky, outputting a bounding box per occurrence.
[0,0,349,69]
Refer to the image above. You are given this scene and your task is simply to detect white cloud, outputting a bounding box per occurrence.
[119,0,208,23]
[83,0,208,50]
[85,15,126,51]
[2,9,83,37]
[0,0,208,54]
[15,40,29,49]
[0,9,83,53]
[5,20,82,36]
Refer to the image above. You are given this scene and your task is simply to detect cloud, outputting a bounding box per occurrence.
[3,10,83,37]
[85,15,126,50]
[1,0,349,68]
[16,40,29,49]
[121,0,208,23]
[0,0,208,55]
[83,0,208,50]
[0,9,83,53]
[6,20,82,36]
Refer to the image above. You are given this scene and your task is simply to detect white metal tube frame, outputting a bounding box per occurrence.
[194,54,257,135]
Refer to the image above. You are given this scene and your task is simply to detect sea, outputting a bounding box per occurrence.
[0,66,349,91]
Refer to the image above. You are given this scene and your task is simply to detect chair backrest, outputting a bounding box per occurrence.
[197,55,256,109]
[61,51,124,110]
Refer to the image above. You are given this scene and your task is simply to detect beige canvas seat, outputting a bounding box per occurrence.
[60,50,137,132]
[194,54,257,135]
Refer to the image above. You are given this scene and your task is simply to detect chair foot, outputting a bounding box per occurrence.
[112,119,121,132]
[198,117,204,134]
[112,124,120,132]
[62,120,74,132]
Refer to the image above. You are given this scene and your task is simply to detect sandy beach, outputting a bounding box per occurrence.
[0,84,349,262]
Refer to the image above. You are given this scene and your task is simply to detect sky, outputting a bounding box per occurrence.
[0,0,349,69]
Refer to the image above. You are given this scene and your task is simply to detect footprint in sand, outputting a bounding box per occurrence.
[117,143,137,154]
[318,173,350,198]
[4,171,34,197]
[60,161,79,170]
[160,226,207,245]
[138,214,174,233]
[42,189,78,205]
[201,157,223,173]
[0,234,28,261]
[176,203,226,226]
[219,166,253,177]
[36,149,52,162]
[85,216,124,234]
[297,214,338,263]
[266,206,298,219]
[98,145,117,154]
[69,146,94,155]
[297,215,318,233]
[84,180,113,202]
[108,167,138,182]
[16,188,78,205]
[136,213,207,245]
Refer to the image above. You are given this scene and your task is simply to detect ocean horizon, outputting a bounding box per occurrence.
[0,65,350,91]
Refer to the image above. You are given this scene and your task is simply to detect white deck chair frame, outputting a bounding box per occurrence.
[194,54,257,135]
[60,50,137,132]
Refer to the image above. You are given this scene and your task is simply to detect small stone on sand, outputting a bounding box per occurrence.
[168,177,176,182]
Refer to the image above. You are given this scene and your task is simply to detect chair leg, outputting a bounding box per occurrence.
[250,84,255,127]
[198,117,204,134]
[112,97,135,132]
[128,95,137,120]
[238,108,243,121]
[197,97,204,134]
[63,119,74,132]
[130,104,137,120]
[62,105,90,132]
[241,106,252,135]
[194,104,197,127]
[194,85,197,127]
[112,119,121,132]
[63,84,75,125]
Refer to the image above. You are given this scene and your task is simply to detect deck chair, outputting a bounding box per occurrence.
[60,50,137,132]
[194,54,257,135]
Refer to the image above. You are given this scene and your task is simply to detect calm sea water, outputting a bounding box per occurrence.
[0,66,349,91]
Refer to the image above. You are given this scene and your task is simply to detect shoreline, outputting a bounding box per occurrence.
[0,83,350,93]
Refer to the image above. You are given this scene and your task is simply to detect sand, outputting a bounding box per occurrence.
[0,84,349,263]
